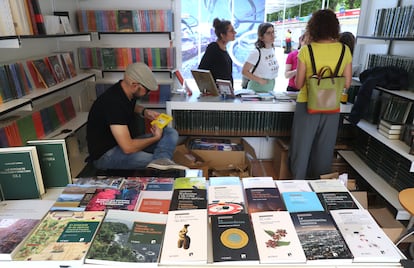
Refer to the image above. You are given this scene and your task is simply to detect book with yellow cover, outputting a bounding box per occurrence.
[151,113,172,129]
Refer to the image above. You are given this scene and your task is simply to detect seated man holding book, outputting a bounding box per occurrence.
[86,62,187,171]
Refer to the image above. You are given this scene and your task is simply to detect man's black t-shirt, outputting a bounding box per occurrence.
[86,80,136,161]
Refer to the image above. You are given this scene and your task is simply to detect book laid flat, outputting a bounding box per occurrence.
[0,146,45,200]
[281,191,324,213]
[210,213,259,264]
[26,139,72,188]
[208,176,241,186]
[290,211,353,263]
[208,184,245,215]
[242,176,286,213]
[275,180,312,193]
[330,209,404,263]
[50,184,97,211]
[308,179,349,193]
[160,209,208,265]
[0,199,54,261]
[13,211,105,265]
[250,211,306,264]
[134,190,172,214]
[85,210,167,265]
[169,177,207,211]
[72,176,125,189]
[317,192,359,211]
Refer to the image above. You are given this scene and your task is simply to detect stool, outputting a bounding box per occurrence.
[397,188,414,258]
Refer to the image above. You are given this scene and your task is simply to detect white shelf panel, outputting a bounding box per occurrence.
[338,150,410,220]
[357,120,414,172]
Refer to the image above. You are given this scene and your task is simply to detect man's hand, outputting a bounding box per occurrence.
[151,124,163,139]
[145,109,160,121]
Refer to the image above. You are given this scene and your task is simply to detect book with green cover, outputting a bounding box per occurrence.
[0,146,45,200]
[26,139,72,187]
[16,112,37,145]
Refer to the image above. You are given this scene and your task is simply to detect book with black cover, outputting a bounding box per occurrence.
[210,213,259,264]
[290,211,353,263]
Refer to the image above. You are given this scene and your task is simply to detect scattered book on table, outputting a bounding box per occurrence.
[317,191,359,211]
[135,190,172,214]
[159,209,208,265]
[250,211,306,264]
[275,180,312,193]
[0,199,55,261]
[0,146,45,200]
[330,209,403,263]
[72,176,125,189]
[13,211,105,266]
[208,184,245,215]
[242,177,286,213]
[210,213,259,264]
[169,177,207,210]
[290,211,353,263]
[281,191,324,213]
[308,179,349,193]
[85,210,167,265]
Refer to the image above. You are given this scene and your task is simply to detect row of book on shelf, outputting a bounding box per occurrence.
[373,4,414,38]
[0,51,77,104]
[0,96,76,147]
[0,175,406,266]
[78,47,176,70]
[76,9,174,33]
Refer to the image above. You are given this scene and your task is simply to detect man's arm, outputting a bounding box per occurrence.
[110,124,162,154]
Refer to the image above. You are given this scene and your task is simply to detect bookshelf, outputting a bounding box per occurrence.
[347,0,414,219]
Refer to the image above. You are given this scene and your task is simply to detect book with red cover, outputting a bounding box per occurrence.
[28,0,45,35]
[24,0,38,35]
[62,96,76,120]
[31,110,45,138]
[31,58,57,88]
[25,59,44,88]
[53,102,66,125]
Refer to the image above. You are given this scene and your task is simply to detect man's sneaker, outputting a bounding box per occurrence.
[147,158,189,170]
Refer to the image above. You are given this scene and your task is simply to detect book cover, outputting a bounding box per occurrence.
[169,176,207,211]
[209,176,241,186]
[85,210,167,265]
[275,180,313,193]
[317,192,359,211]
[250,211,306,264]
[117,10,133,32]
[330,209,403,263]
[31,58,57,88]
[13,211,105,264]
[50,184,97,211]
[210,213,259,263]
[85,179,144,211]
[308,179,349,193]
[15,112,37,145]
[0,199,54,261]
[281,191,324,213]
[135,190,172,214]
[26,139,72,188]
[45,55,66,83]
[290,211,353,263]
[0,146,45,200]
[60,52,77,78]
[150,113,172,129]
[72,176,125,189]
[208,184,245,215]
[242,177,286,213]
[160,209,208,264]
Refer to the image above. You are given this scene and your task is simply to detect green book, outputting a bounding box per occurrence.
[26,139,72,187]
[16,112,37,145]
[0,146,45,200]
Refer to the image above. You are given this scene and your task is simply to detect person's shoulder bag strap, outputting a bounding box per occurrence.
[308,44,346,76]
[251,47,261,74]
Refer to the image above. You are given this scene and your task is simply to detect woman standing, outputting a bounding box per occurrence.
[241,23,279,93]
[284,34,305,92]
[288,9,353,179]
[198,18,236,85]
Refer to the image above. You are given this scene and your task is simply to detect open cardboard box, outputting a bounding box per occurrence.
[351,191,406,243]
[173,144,209,177]
[184,137,257,178]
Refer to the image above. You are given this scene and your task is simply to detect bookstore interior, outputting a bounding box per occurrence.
[1,0,414,267]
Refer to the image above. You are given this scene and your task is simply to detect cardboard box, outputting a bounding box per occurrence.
[273,138,292,180]
[369,207,405,243]
[186,137,256,178]
[173,144,209,177]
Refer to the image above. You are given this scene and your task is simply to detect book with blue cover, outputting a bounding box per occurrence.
[282,191,324,213]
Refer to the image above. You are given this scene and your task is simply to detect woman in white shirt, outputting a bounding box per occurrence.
[242,23,279,93]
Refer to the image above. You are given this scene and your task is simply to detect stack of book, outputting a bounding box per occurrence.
[378,119,403,139]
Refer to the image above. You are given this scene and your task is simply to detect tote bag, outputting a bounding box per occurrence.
[306,44,346,114]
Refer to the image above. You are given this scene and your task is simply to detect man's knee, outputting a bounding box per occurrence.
[163,127,178,139]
